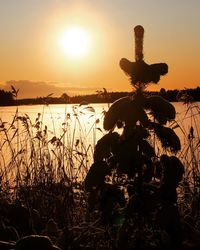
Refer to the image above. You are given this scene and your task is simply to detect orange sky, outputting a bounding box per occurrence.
[0,0,200,98]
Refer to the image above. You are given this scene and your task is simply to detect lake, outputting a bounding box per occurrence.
[1,102,199,142]
[0,102,199,184]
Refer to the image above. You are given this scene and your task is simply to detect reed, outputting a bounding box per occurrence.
[0,99,200,249]
[0,102,101,191]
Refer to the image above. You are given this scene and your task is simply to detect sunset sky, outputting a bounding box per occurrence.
[0,0,200,98]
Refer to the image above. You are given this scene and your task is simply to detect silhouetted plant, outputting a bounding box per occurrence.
[85,25,185,249]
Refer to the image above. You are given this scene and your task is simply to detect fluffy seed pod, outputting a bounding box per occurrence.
[134,25,144,61]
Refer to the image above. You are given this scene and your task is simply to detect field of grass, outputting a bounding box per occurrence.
[0,101,199,249]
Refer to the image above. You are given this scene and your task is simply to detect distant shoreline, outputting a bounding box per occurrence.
[1,87,200,107]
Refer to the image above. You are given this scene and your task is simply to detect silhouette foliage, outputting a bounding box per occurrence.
[85,25,185,249]
[0,89,15,106]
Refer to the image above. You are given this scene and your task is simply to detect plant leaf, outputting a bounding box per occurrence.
[154,125,181,152]
[103,96,148,131]
[144,96,175,124]
[85,161,110,191]
[94,132,120,161]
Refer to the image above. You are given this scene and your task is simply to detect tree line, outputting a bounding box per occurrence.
[0,89,15,106]
[0,87,200,106]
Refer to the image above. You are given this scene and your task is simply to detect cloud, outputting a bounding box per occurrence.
[2,80,99,99]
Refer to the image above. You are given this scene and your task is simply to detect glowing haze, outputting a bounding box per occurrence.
[59,26,91,58]
[0,0,200,98]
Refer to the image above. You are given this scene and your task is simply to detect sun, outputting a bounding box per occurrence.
[59,26,91,59]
